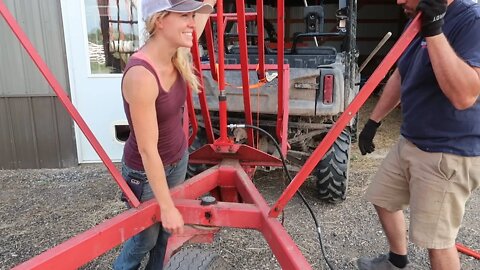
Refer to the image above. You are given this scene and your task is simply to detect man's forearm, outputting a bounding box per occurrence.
[370,69,402,122]
[427,34,480,110]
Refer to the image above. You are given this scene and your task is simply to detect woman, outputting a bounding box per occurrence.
[113,0,215,269]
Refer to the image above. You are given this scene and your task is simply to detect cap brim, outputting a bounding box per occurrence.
[167,0,214,14]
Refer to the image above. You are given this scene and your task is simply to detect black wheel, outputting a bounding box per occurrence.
[164,247,232,270]
[187,127,209,179]
[314,130,351,203]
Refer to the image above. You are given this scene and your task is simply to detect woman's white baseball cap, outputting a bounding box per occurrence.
[142,0,214,21]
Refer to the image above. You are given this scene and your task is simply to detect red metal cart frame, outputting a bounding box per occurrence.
[2,0,478,269]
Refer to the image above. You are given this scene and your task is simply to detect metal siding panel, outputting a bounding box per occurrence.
[54,99,78,167]
[8,98,37,168]
[18,0,48,96]
[0,97,77,169]
[31,97,61,168]
[38,0,70,93]
[0,1,28,96]
[0,98,15,169]
[0,1,76,169]
[0,0,69,96]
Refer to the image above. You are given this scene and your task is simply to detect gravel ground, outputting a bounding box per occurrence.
[1,97,479,270]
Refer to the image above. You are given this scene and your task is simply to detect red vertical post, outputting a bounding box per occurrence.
[279,66,289,156]
[276,0,285,148]
[215,0,229,143]
[256,0,266,80]
[204,21,218,82]
[235,0,255,147]
[198,27,216,144]
[191,31,215,144]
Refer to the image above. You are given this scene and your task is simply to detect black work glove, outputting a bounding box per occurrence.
[417,0,447,37]
[358,119,381,155]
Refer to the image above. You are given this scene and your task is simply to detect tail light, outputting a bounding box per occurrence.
[323,75,334,104]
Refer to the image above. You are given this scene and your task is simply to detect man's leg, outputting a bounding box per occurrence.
[405,145,480,270]
[358,138,411,269]
[365,137,410,255]
[428,247,460,270]
[375,205,407,255]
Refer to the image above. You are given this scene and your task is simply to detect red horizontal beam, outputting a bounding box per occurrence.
[200,63,286,70]
[14,159,313,269]
[261,217,312,270]
[220,160,312,269]
[177,199,262,229]
[209,12,257,21]
[13,198,263,270]
[12,201,159,270]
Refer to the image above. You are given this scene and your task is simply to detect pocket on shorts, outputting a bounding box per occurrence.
[468,157,480,191]
[437,153,457,181]
[120,177,147,202]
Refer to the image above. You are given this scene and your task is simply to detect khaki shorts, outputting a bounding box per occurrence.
[365,137,480,249]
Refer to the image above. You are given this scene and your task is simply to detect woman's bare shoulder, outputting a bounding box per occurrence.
[123,66,159,103]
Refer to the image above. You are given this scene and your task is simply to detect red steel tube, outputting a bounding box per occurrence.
[204,20,218,82]
[235,0,255,146]
[456,243,480,260]
[13,160,312,270]
[218,91,229,143]
[215,0,229,143]
[256,0,266,80]
[192,31,216,144]
[190,31,216,144]
[269,14,422,218]
[0,0,140,207]
[216,1,225,90]
[279,67,290,155]
[229,161,312,269]
[276,0,286,152]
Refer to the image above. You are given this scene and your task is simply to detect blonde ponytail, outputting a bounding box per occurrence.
[172,48,200,92]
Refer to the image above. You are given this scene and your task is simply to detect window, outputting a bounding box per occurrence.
[84,0,139,74]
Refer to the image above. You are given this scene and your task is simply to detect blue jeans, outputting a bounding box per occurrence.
[113,150,188,270]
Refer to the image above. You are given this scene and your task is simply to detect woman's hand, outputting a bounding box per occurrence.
[161,205,185,235]
[195,0,216,38]
[204,0,216,6]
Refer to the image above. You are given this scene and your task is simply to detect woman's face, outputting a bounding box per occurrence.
[159,12,196,48]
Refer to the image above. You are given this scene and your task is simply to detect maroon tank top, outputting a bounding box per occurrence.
[122,55,187,171]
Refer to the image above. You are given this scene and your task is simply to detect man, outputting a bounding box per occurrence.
[357,0,480,269]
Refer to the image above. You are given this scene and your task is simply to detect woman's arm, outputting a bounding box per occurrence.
[123,67,184,234]
[195,0,216,39]
[369,68,402,122]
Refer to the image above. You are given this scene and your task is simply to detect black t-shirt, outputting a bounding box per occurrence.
[398,0,480,156]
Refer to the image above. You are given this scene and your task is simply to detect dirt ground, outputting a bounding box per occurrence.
[0,96,479,270]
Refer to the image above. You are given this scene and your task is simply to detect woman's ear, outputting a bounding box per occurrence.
[155,16,164,29]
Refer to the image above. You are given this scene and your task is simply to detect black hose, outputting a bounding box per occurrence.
[227,124,335,270]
